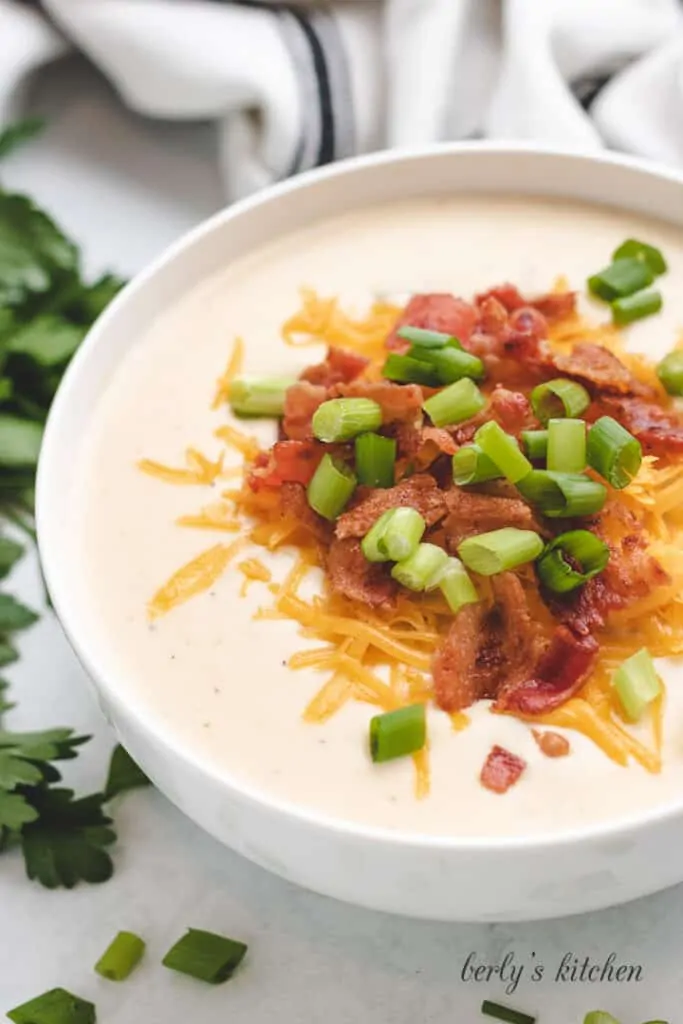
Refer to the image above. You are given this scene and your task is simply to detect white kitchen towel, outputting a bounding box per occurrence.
[1,0,683,199]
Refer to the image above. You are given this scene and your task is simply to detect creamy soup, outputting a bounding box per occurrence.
[75,196,683,837]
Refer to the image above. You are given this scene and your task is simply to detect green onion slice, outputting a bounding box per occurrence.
[613,648,662,723]
[536,530,609,594]
[360,509,395,562]
[228,376,296,417]
[435,557,479,612]
[475,421,532,484]
[611,288,662,326]
[391,542,448,591]
[521,429,548,461]
[397,325,460,349]
[355,432,396,488]
[588,257,654,301]
[458,528,544,575]
[95,930,146,982]
[546,417,586,473]
[422,378,486,427]
[530,378,590,424]
[312,397,382,442]
[481,999,536,1024]
[162,928,248,984]
[612,238,667,276]
[452,444,502,486]
[381,508,426,562]
[383,353,440,386]
[587,416,642,489]
[408,344,485,384]
[307,454,356,520]
[369,703,426,763]
[517,470,607,517]
[7,989,96,1024]
[656,349,683,396]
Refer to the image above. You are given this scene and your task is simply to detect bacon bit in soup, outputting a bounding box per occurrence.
[532,729,571,758]
[480,745,526,794]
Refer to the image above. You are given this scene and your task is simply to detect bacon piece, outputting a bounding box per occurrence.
[326,536,396,609]
[336,474,447,540]
[496,627,598,715]
[530,290,576,322]
[385,293,477,352]
[442,488,546,549]
[475,283,526,313]
[452,386,537,444]
[300,346,368,388]
[332,380,424,425]
[594,394,683,457]
[279,482,332,543]
[282,381,327,441]
[248,440,323,491]
[532,730,571,758]
[480,745,526,794]
[552,343,651,397]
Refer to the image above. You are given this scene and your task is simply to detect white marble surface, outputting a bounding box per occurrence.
[0,56,681,1024]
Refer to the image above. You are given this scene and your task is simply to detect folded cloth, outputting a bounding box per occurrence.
[1,0,683,199]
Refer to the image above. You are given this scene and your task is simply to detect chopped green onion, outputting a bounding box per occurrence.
[537,529,609,594]
[452,444,502,486]
[383,352,440,386]
[391,542,448,591]
[588,257,654,301]
[312,397,382,442]
[583,1014,622,1024]
[228,376,296,417]
[95,930,145,982]
[656,349,683,396]
[307,454,356,520]
[481,999,536,1024]
[611,288,662,326]
[380,508,426,562]
[530,378,590,424]
[587,416,642,489]
[369,703,426,763]
[7,989,95,1024]
[355,431,396,487]
[517,470,607,517]
[162,928,248,984]
[397,325,460,349]
[475,421,532,484]
[408,345,485,384]
[435,557,479,612]
[613,648,662,723]
[546,417,586,473]
[360,509,395,562]
[612,238,667,276]
[458,528,544,575]
[521,429,548,461]
[423,378,486,427]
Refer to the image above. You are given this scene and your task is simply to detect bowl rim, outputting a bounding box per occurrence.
[36,140,683,853]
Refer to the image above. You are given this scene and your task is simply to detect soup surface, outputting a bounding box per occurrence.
[76,195,683,837]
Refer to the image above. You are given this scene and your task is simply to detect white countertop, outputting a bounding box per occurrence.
[1,56,681,1024]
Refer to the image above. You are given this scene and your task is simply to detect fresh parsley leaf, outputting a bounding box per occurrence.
[0,728,89,761]
[6,315,86,367]
[0,639,18,666]
[0,750,43,787]
[0,192,78,307]
[0,415,43,467]
[105,744,151,800]
[0,536,23,577]
[70,272,125,324]
[0,789,38,830]
[0,593,38,630]
[0,117,44,161]
[21,788,116,888]
[7,986,96,1024]
[0,677,12,717]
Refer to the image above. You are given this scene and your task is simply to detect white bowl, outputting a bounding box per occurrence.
[37,144,683,922]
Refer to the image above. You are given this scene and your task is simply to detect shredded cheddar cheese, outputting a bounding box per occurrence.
[147,538,244,620]
[281,287,402,363]
[138,447,224,485]
[212,336,244,409]
[177,500,241,532]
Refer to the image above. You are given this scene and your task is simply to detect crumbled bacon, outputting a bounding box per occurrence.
[248,440,323,491]
[332,380,424,424]
[475,283,526,313]
[282,381,327,441]
[443,489,546,548]
[552,343,651,397]
[532,730,571,758]
[279,482,331,543]
[476,282,576,323]
[385,293,477,352]
[335,474,447,540]
[480,745,526,794]
[300,346,369,388]
[451,386,538,444]
[594,394,683,457]
[496,627,598,715]
[326,537,396,609]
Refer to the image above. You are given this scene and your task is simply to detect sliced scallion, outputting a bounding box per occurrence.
[369,703,426,763]
[612,238,667,276]
[228,376,296,417]
[7,989,95,1024]
[408,344,485,384]
[475,421,532,484]
[422,378,486,427]
[530,378,590,424]
[517,470,607,517]
[391,542,448,591]
[452,444,502,486]
[307,454,356,520]
[95,931,145,982]
[312,397,382,442]
[354,432,396,488]
[162,928,248,984]
[588,257,654,301]
[587,416,642,489]
[546,417,586,473]
[435,557,478,612]
[481,999,536,1024]
[536,529,609,594]
[458,527,544,576]
[657,349,683,396]
[613,648,662,723]
[383,353,440,386]
[360,510,395,563]
[397,325,459,349]
[521,429,548,461]
[611,288,662,326]
[381,507,426,562]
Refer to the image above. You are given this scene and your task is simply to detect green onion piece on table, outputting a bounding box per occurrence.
[613,648,662,723]
[380,507,426,562]
[612,238,667,276]
[583,1012,622,1024]
[391,542,448,591]
[587,416,642,489]
[228,376,296,417]
[307,454,356,520]
[656,350,683,396]
[360,509,395,562]
[588,257,654,301]
[452,444,503,486]
[383,352,440,386]
[481,999,536,1024]
[517,470,607,517]
[355,431,396,488]
[475,421,532,483]
[436,558,478,612]
[162,928,248,984]
[458,528,544,576]
[369,703,426,763]
[95,930,146,981]
[530,378,590,424]
[423,378,486,427]
[611,289,662,326]
[536,530,610,594]
[397,325,458,349]
[312,397,382,442]
[546,417,586,473]
[408,345,485,384]
[521,429,549,461]
[7,988,96,1024]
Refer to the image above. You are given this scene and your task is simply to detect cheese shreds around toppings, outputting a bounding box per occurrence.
[147,538,245,620]
[212,336,244,409]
